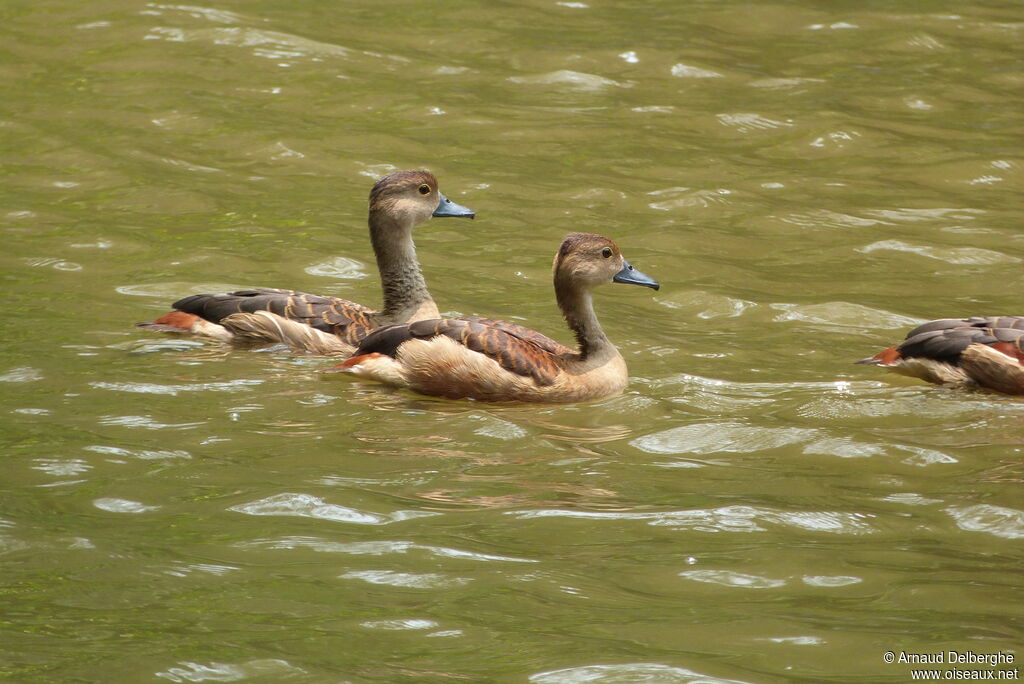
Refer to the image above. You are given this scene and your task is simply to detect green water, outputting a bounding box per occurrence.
[2,1,1022,682]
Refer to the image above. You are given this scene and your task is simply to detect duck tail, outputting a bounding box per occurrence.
[135,311,234,342]
[854,345,900,366]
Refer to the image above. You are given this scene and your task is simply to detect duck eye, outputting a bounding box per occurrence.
[418,184,431,195]
[601,247,613,258]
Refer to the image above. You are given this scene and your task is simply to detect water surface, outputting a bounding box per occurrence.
[2,0,1022,682]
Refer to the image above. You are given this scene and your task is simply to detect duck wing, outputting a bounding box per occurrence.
[468,317,575,356]
[353,317,572,386]
[173,288,375,342]
[859,317,1024,365]
[901,316,1024,340]
[897,324,1024,364]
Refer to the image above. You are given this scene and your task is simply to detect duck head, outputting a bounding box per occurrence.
[369,170,475,229]
[553,232,659,292]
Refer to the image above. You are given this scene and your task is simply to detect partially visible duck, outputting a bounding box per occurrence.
[338,232,660,403]
[856,316,1024,394]
[136,170,475,355]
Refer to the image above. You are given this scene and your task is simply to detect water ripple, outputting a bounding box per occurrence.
[471,414,529,440]
[804,437,957,467]
[507,70,630,91]
[510,506,875,535]
[647,187,733,211]
[242,536,537,563]
[91,379,262,396]
[165,563,239,577]
[361,618,437,631]
[656,290,756,318]
[0,366,43,382]
[155,659,303,683]
[98,415,207,430]
[228,493,437,525]
[764,635,825,645]
[679,569,787,589]
[303,256,368,279]
[749,76,824,90]
[781,209,890,228]
[144,26,407,64]
[340,569,470,589]
[716,113,794,133]
[93,498,161,514]
[808,129,862,149]
[897,446,957,467]
[145,3,244,24]
[806,22,858,31]
[880,493,943,506]
[946,504,1024,539]
[670,63,723,79]
[117,282,242,298]
[861,207,984,222]
[802,575,863,587]
[631,422,820,455]
[33,458,92,476]
[771,301,923,329]
[23,256,82,271]
[531,663,755,684]
[857,240,1021,265]
[802,437,886,459]
[84,445,192,461]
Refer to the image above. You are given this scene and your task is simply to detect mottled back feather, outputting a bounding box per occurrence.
[469,317,575,356]
[354,316,572,386]
[173,287,375,345]
[903,316,1024,339]
[898,324,1024,363]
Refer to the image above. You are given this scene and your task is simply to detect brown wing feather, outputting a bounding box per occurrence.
[960,344,1024,394]
[354,317,570,386]
[903,317,1024,339]
[860,317,1024,366]
[897,324,1024,364]
[173,288,375,344]
[469,317,575,356]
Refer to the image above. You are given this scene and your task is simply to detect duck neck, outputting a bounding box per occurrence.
[555,278,613,361]
[369,210,436,321]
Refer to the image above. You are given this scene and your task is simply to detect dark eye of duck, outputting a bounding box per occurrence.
[601,247,613,258]
[418,184,431,195]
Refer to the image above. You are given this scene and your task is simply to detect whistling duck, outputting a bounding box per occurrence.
[856,316,1024,394]
[338,232,660,403]
[136,170,474,354]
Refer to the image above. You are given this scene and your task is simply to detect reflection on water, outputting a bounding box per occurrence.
[509,506,875,536]
[2,0,1023,681]
[229,492,437,525]
[531,663,757,684]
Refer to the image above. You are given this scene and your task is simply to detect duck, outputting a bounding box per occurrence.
[856,316,1024,394]
[337,232,660,403]
[135,170,475,355]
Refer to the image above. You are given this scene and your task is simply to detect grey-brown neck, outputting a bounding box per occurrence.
[369,209,434,320]
[555,277,613,361]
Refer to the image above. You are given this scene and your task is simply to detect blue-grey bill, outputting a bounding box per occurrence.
[433,193,475,219]
[613,259,660,290]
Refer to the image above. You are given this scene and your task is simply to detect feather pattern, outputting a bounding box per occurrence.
[172,288,375,346]
[897,324,1024,364]
[857,316,1024,394]
[357,317,572,385]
